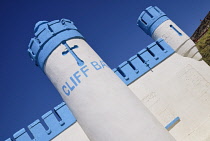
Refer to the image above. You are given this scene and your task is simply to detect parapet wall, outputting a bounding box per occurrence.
[113,39,174,85]
[5,102,76,141]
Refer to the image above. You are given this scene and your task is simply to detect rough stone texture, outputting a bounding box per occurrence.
[191,12,210,42]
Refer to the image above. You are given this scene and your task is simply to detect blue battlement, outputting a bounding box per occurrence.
[5,102,76,141]
[113,38,174,85]
[137,6,169,36]
[28,19,84,70]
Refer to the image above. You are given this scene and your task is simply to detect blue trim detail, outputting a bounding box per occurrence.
[28,19,84,70]
[42,110,53,119]
[113,39,174,85]
[137,6,169,36]
[13,128,32,140]
[6,102,76,141]
[13,128,26,139]
[28,119,40,129]
[28,119,49,140]
[62,43,84,66]
[5,138,12,141]
[165,117,180,130]
[170,25,182,36]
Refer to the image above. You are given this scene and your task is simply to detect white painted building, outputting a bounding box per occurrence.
[5,6,210,141]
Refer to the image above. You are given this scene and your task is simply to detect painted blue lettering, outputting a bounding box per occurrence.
[65,82,75,91]
[70,76,78,86]
[91,61,102,70]
[80,65,89,77]
[100,60,107,68]
[62,85,70,96]
[62,60,107,96]
[73,71,81,83]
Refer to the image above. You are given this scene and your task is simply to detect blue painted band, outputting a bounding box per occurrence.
[42,110,53,119]
[13,128,26,139]
[28,119,40,129]
[165,117,180,130]
[149,16,169,36]
[28,19,84,70]
[37,30,83,70]
[54,101,66,111]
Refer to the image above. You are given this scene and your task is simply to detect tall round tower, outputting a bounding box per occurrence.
[28,19,175,141]
[137,6,202,60]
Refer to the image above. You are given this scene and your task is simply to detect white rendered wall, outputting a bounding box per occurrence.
[44,38,175,141]
[129,53,210,141]
[52,122,90,141]
[152,20,202,60]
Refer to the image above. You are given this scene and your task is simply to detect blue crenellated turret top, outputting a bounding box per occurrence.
[137,6,169,36]
[28,19,84,70]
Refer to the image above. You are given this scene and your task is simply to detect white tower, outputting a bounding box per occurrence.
[137,6,202,60]
[28,19,175,141]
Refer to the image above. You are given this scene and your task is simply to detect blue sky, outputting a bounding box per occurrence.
[0,0,209,140]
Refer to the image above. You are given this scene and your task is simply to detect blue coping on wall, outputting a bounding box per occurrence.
[165,117,180,130]
[113,38,174,85]
[137,6,169,36]
[28,19,84,70]
[5,102,76,141]
[5,138,12,141]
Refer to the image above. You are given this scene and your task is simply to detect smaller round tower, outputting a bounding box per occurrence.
[137,6,202,61]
